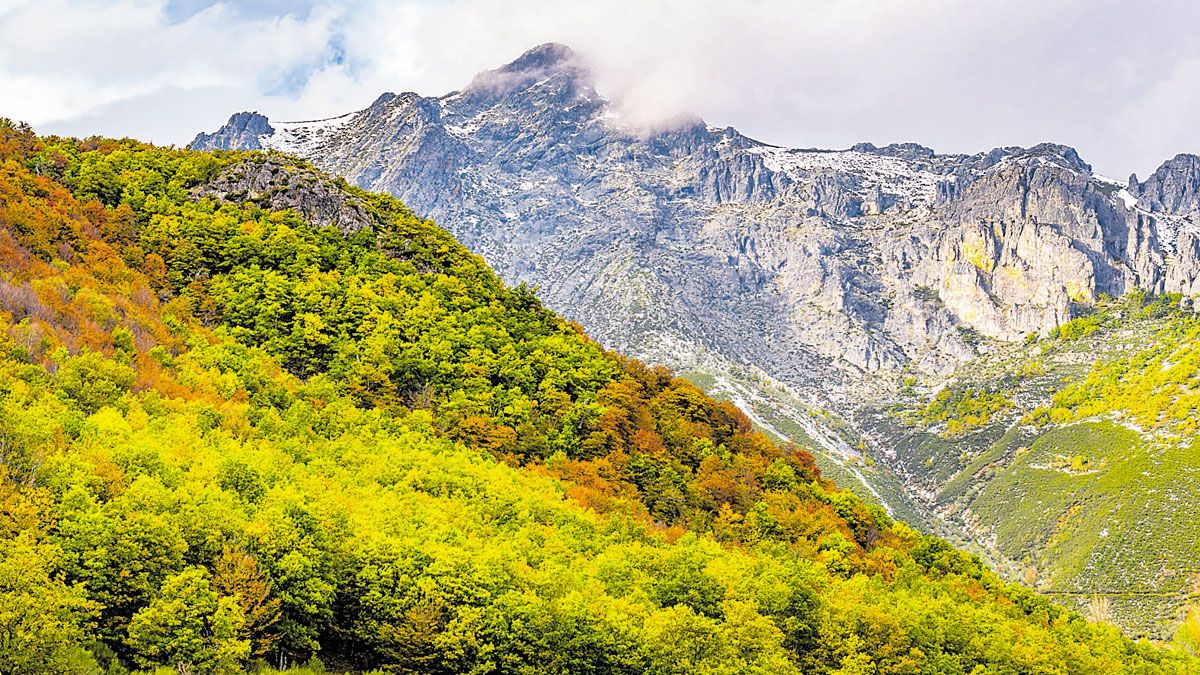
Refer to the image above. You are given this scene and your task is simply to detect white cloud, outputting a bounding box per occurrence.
[0,0,339,137]
[2,0,1199,176]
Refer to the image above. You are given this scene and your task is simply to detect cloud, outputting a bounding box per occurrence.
[2,0,1199,176]
[0,0,340,137]
[163,0,322,21]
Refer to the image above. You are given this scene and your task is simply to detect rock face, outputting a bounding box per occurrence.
[191,111,272,151]
[1134,154,1200,215]
[190,155,378,234]
[191,43,1200,410]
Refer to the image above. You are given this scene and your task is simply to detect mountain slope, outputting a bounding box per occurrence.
[193,43,1200,636]
[9,123,1197,672]
[879,292,1200,636]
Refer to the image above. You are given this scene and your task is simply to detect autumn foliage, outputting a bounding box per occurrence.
[0,120,1190,674]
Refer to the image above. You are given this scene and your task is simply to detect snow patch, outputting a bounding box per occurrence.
[749,146,948,208]
[1117,188,1139,210]
[262,112,357,156]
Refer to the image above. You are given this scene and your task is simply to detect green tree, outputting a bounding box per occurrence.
[0,537,99,674]
[126,567,249,673]
[55,350,136,414]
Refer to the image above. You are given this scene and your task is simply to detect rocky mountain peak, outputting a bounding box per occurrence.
[1008,142,1091,173]
[851,142,937,160]
[189,43,1200,415]
[499,42,578,73]
[1137,153,1200,214]
[368,92,400,109]
[460,42,594,104]
[189,111,272,150]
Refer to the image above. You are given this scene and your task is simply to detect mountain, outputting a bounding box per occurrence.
[192,43,1200,635]
[8,122,1197,673]
[190,43,1200,396]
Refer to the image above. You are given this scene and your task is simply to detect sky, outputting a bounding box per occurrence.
[1,0,1198,178]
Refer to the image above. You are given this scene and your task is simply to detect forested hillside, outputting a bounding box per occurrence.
[0,120,1193,673]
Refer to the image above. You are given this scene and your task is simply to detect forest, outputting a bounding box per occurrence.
[0,119,1195,673]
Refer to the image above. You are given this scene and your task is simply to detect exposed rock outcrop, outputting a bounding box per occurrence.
[190,111,272,151]
[190,155,378,234]
[1134,153,1200,214]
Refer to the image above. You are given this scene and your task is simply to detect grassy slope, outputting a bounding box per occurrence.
[886,294,1200,636]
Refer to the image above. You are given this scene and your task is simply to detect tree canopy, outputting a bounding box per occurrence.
[0,120,1192,673]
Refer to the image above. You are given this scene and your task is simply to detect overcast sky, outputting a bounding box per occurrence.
[1,0,1197,178]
